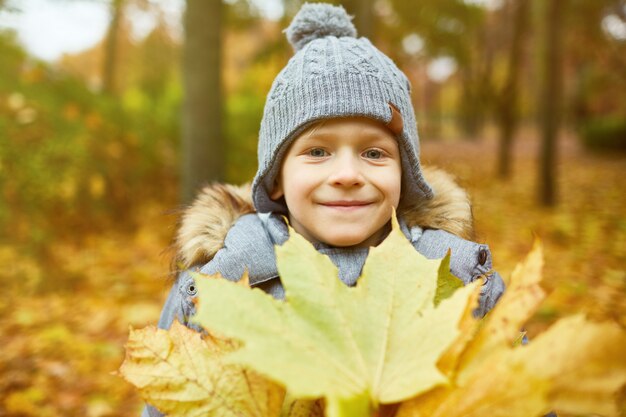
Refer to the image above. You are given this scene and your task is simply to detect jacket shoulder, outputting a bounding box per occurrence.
[175,183,255,269]
[402,166,474,241]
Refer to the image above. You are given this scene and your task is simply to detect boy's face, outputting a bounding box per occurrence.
[271,117,402,248]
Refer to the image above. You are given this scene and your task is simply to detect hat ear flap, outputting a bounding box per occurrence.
[387,102,404,135]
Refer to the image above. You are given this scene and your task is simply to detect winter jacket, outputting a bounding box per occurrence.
[142,166,505,417]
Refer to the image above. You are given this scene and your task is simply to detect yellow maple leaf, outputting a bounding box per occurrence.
[192,216,478,417]
[396,242,626,417]
[118,320,285,417]
[280,394,324,417]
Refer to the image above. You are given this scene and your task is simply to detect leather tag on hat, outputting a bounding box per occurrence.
[387,102,404,135]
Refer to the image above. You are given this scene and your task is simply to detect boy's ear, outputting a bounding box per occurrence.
[270,178,284,200]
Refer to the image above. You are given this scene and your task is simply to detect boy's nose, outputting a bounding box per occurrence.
[328,155,364,186]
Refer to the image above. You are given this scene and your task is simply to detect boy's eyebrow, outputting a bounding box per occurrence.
[299,130,332,140]
[294,130,334,145]
[302,129,393,142]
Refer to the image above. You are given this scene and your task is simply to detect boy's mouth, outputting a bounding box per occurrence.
[319,200,372,210]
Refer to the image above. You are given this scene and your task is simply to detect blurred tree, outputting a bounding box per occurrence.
[567,0,626,121]
[181,0,224,203]
[224,0,262,29]
[386,0,490,137]
[135,16,179,102]
[537,0,566,207]
[343,0,375,38]
[102,0,124,94]
[495,0,530,179]
[66,0,159,93]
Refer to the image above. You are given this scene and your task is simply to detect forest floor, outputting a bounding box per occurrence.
[1,130,624,416]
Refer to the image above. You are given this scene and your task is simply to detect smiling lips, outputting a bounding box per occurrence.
[319,200,372,211]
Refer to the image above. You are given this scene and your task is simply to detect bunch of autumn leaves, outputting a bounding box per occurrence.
[119,217,626,417]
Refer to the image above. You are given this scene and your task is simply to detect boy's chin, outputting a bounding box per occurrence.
[316,230,383,249]
[324,238,364,248]
[288,216,389,248]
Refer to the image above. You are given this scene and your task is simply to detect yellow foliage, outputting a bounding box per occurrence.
[119,321,285,417]
[89,174,106,199]
[397,243,626,417]
[119,219,626,417]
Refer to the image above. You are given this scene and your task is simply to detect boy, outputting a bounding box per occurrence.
[143,3,504,416]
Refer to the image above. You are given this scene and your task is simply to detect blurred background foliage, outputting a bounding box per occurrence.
[1,0,625,250]
[0,0,625,415]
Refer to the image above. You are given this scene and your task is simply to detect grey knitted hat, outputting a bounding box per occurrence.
[252,2,433,213]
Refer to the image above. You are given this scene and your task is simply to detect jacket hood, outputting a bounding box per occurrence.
[174,166,474,269]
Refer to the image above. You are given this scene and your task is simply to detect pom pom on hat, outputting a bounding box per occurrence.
[285,3,357,51]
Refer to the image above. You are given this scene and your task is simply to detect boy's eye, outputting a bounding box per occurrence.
[363,149,383,159]
[308,148,328,157]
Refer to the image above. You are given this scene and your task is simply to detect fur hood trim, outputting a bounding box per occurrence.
[175,166,473,269]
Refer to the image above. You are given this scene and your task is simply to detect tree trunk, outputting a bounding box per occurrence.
[538,0,565,206]
[458,68,481,139]
[181,0,224,203]
[102,0,124,94]
[496,0,530,179]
